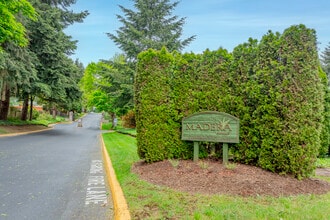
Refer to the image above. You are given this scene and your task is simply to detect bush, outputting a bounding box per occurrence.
[121,110,136,128]
[135,25,325,178]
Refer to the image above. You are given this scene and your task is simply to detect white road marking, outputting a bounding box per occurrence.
[85,160,108,205]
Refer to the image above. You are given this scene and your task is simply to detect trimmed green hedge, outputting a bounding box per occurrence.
[135,25,327,178]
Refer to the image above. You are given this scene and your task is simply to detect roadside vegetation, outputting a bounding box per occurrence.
[0,112,71,135]
[317,157,330,168]
[103,131,330,220]
[102,121,136,136]
[0,113,65,126]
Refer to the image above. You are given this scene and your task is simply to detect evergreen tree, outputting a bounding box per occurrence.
[0,0,37,120]
[27,0,88,114]
[321,42,330,83]
[107,0,195,61]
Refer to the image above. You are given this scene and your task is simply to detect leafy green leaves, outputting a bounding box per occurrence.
[80,56,134,115]
[0,0,37,49]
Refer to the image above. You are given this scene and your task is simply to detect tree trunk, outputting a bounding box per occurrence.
[0,84,10,120]
[110,112,117,129]
[29,96,34,121]
[21,94,29,121]
[52,103,56,119]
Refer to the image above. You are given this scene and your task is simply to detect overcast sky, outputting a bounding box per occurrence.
[65,0,330,66]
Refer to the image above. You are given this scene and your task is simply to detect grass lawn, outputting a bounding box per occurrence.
[102,122,136,136]
[103,132,330,219]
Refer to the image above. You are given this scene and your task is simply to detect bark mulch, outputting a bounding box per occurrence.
[132,159,330,197]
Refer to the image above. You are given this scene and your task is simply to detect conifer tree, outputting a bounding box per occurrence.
[107,0,195,61]
[321,42,330,82]
[27,0,88,114]
[0,0,37,120]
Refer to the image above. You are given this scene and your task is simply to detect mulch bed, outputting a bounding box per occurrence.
[132,159,330,197]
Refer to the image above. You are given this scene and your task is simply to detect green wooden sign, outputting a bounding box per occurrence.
[181,111,239,163]
[182,111,239,143]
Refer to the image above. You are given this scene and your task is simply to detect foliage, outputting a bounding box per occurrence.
[80,56,134,116]
[89,90,112,112]
[27,0,88,112]
[107,0,195,61]
[0,0,37,49]
[0,112,65,126]
[135,25,325,178]
[100,55,135,115]
[101,122,112,131]
[136,47,191,162]
[121,109,136,128]
[316,157,330,168]
[321,42,330,82]
[242,25,324,178]
[0,0,87,121]
[319,67,330,157]
[320,43,330,156]
[0,43,38,120]
[80,62,98,110]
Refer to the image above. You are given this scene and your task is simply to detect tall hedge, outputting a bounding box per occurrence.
[135,48,188,162]
[135,25,325,178]
[319,67,330,157]
[250,25,323,178]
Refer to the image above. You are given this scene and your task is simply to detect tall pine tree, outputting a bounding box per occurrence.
[107,0,195,61]
[27,0,88,115]
[0,0,37,120]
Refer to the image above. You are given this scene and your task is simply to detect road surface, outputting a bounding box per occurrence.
[0,113,113,220]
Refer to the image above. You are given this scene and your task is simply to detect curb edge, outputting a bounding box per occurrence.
[100,134,131,220]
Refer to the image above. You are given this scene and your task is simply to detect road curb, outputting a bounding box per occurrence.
[100,134,131,220]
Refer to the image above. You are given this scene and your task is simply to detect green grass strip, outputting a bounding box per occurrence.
[103,132,330,219]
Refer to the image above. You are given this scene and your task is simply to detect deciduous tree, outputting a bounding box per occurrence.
[0,0,37,49]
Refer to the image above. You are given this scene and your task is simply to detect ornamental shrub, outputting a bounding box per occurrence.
[135,25,325,178]
[121,109,136,128]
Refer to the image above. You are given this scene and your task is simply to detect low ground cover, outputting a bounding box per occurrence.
[103,132,330,220]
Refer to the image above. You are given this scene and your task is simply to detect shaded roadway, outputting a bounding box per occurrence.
[0,113,113,219]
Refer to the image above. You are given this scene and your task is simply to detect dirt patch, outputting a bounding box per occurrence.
[132,159,330,197]
[0,125,49,135]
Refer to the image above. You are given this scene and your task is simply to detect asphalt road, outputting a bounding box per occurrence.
[0,113,113,220]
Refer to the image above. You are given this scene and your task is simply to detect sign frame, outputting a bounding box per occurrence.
[181,111,240,164]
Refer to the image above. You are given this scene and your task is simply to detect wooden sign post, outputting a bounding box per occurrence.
[182,111,239,164]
